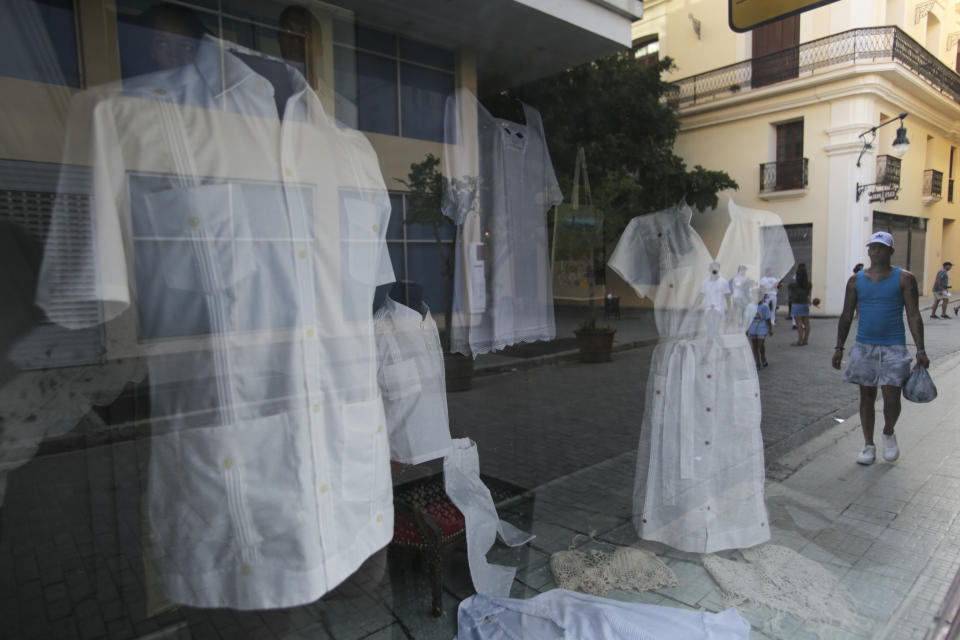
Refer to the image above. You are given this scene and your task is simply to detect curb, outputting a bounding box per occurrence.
[473,336,661,377]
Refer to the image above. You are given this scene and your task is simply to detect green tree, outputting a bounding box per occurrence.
[485,53,738,253]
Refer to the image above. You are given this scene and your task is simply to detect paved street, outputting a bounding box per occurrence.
[452,299,960,489]
[2,299,959,639]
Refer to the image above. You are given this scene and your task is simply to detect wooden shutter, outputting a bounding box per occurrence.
[776,121,804,190]
[752,15,800,89]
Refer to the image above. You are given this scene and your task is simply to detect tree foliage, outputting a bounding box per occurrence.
[485,53,738,248]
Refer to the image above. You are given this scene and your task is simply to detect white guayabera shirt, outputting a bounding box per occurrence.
[443,88,563,357]
[374,296,453,464]
[37,36,395,609]
[608,200,792,554]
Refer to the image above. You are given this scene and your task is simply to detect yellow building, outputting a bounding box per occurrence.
[632,0,960,312]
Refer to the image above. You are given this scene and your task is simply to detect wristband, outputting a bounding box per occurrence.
[834,346,844,350]
[917,349,926,355]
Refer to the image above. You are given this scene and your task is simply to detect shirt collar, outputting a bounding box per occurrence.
[193,34,308,103]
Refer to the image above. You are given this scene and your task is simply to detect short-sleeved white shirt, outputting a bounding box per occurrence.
[701,275,730,311]
[37,36,396,609]
[374,297,453,464]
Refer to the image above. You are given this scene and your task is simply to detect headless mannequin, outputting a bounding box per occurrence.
[232,51,295,118]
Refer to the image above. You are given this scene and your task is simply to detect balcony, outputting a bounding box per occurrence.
[759,158,808,198]
[876,155,901,186]
[670,26,960,108]
[923,169,943,205]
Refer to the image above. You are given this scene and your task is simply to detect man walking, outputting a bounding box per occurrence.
[931,261,952,319]
[832,231,928,465]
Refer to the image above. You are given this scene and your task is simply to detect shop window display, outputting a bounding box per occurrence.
[1,1,957,639]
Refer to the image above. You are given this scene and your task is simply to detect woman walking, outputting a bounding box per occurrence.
[789,263,812,345]
[746,288,773,368]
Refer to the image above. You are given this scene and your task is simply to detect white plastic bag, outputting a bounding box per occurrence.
[903,365,937,403]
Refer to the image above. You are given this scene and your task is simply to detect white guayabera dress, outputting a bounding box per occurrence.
[608,200,793,553]
[442,88,564,357]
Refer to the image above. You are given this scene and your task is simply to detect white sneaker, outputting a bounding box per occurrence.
[857,445,876,465]
[882,434,900,462]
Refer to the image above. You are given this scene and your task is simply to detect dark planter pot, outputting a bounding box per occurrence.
[444,352,475,392]
[574,328,616,363]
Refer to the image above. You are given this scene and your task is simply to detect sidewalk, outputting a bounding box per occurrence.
[2,300,958,639]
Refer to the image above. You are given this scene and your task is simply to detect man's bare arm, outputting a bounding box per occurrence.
[832,275,858,368]
[902,270,930,368]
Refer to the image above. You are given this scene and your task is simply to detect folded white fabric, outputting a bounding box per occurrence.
[457,588,750,639]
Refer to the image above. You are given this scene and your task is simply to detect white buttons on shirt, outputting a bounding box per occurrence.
[305,328,314,338]
[241,565,251,576]
[223,457,235,470]
[284,167,293,177]
[297,249,307,259]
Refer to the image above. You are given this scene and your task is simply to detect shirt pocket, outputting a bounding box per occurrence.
[340,398,387,502]
[141,183,258,293]
[148,411,308,572]
[379,358,422,400]
[341,196,385,286]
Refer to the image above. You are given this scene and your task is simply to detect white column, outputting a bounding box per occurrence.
[822,97,876,314]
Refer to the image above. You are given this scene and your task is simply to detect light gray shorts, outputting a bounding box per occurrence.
[934,291,951,301]
[843,342,912,388]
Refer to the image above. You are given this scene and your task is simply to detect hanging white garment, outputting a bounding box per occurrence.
[444,438,536,596]
[443,88,564,357]
[373,307,533,595]
[36,35,396,609]
[608,199,793,553]
[456,589,751,639]
[374,296,453,464]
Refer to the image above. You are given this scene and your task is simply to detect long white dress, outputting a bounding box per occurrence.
[442,88,564,357]
[608,200,793,553]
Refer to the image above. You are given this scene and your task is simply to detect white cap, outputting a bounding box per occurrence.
[867,231,894,248]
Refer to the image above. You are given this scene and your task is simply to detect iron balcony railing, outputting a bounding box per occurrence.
[759,158,808,192]
[923,169,943,200]
[670,26,960,108]
[876,155,901,186]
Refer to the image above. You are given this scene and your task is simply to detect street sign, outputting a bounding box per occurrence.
[729,0,841,33]
[869,187,901,203]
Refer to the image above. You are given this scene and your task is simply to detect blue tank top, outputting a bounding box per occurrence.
[856,267,905,345]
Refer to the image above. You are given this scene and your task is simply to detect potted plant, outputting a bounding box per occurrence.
[395,154,476,391]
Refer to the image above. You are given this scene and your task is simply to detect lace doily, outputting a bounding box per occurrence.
[550,546,678,596]
[703,544,871,637]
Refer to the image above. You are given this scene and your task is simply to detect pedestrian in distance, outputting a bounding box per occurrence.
[832,231,929,465]
[746,287,772,369]
[788,263,812,345]
[931,261,952,319]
